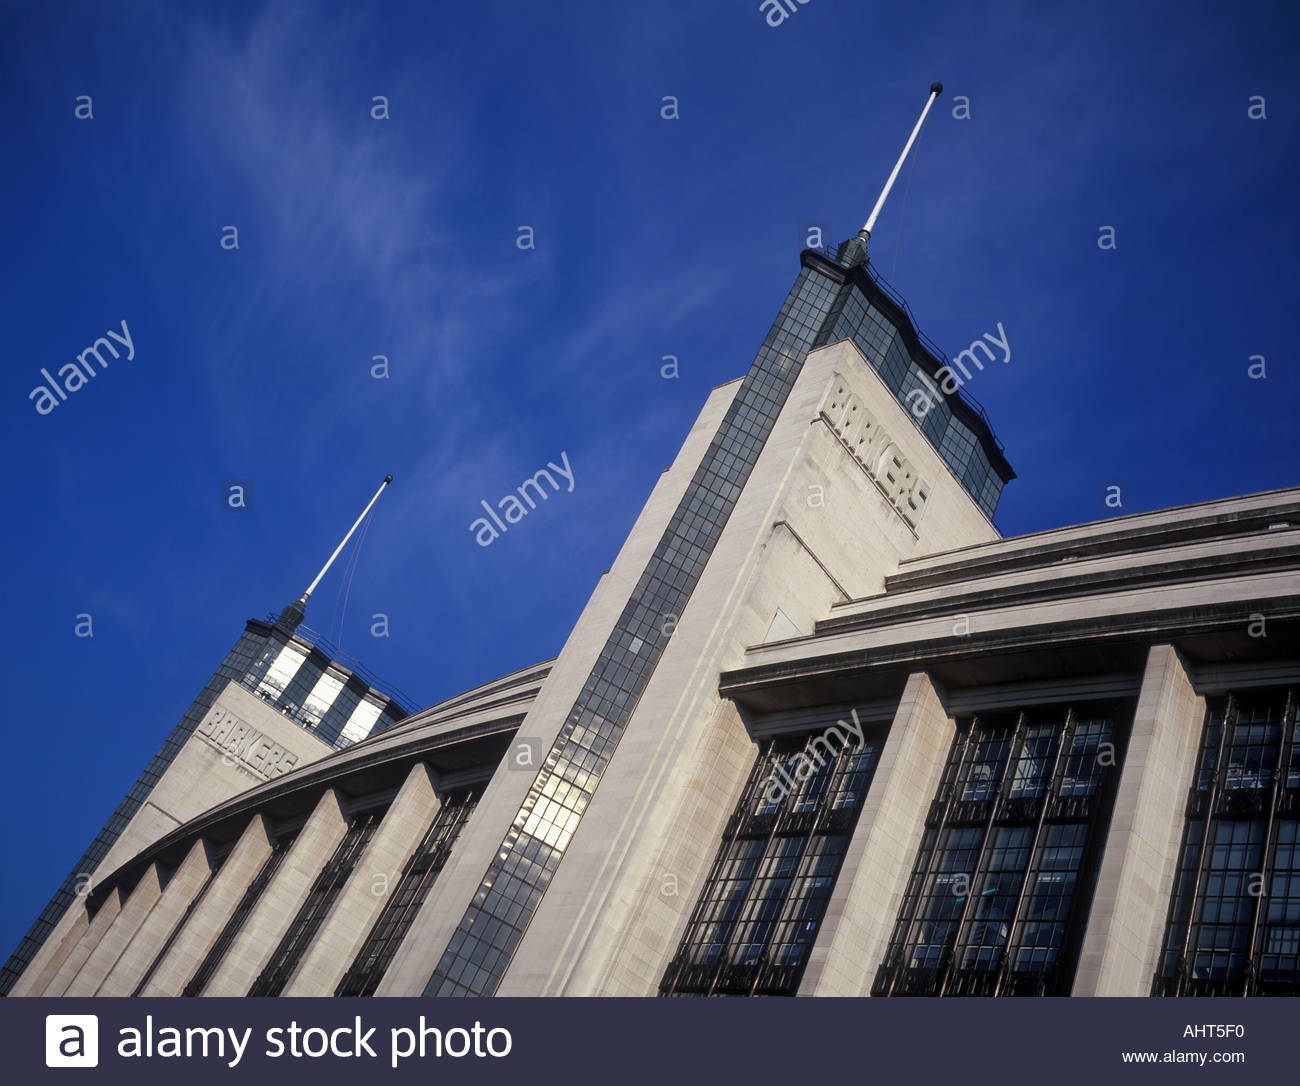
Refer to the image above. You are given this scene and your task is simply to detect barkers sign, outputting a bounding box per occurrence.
[195,707,301,779]
[818,374,931,529]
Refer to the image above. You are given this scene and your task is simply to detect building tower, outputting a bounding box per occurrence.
[417,85,1015,996]
[0,478,413,996]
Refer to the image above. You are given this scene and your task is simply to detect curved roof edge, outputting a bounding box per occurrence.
[85,659,554,911]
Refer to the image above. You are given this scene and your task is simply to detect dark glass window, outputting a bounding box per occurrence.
[1224,703,1283,791]
[336,787,482,997]
[1154,689,1300,996]
[1261,820,1300,984]
[958,726,1014,801]
[874,704,1126,997]
[660,726,883,996]
[1010,822,1087,973]
[182,827,299,996]
[248,806,387,996]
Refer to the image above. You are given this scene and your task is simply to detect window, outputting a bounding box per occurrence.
[939,419,976,479]
[1059,719,1110,797]
[1010,823,1087,972]
[182,827,299,997]
[959,727,1013,802]
[1260,821,1300,983]
[339,698,384,747]
[660,725,883,996]
[248,806,386,996]
[336,787,482,997]
[1224,703,1283,791]
[300,669,346,735]
[1154,689,1299,996]
[252,643,307,704]
[875,705,1125,997]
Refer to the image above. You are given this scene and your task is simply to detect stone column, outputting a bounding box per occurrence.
[1072,644,1204,996]
[138,815,274,996]
[95,838,216,996]
[281,764,440,995]
[799,671,954,996]
[41,887,127,997]
[200,789,348,996]
[63,864,167,997]
[8,906,91,998]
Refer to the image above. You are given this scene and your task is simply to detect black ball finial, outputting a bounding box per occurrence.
[384,474,394,484]
[930,82,944,95]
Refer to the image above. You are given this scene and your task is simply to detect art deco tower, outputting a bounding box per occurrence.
[415,86,1015,996]
[1,481,411,996]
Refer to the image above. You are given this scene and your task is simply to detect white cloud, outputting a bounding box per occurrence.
[172,2,547,486]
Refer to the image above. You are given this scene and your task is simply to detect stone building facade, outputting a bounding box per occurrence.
[7,245,1297,999]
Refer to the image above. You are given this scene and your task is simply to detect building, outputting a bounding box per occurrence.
[5,235,1297,1000]
[0,597,416,997]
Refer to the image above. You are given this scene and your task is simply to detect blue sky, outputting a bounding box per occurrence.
[0,0,1296,959]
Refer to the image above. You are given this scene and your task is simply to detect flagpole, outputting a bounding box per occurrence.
[837,82,942,267]
[275,474,394,632]
[304,474,393,598]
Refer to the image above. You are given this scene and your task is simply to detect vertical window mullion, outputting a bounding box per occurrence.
[1173,698,1235,992]
[662,725,882,997]
[879,703,1126,998]
[940,713,1028,995]
[993,709,1073,992]
[879,723,972,991]
[1244,694,1293,985]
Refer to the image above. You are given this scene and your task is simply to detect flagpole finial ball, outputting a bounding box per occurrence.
[930,82,943,95]
[384,474,394,484]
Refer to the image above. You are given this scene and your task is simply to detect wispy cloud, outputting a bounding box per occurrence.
[173,2,548,468]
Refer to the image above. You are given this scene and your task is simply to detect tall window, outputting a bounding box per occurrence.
[659,722,883,996]
[336,787,482,997]
[339,697,384,748]
[248,805,387,996]
[1154,689,1299,996]
[182,827,299,996]
[249,643,308,705]
[874,704,1125,997]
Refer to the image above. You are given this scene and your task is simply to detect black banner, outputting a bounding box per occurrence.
[5,997,1295,1084]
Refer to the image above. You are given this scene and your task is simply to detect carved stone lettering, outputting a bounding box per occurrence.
[818,374,931,528]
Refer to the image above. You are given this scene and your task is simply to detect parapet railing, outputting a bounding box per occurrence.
[262,614,421,715]
[810,242,1007,457]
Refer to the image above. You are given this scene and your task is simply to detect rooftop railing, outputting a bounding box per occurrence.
[262,614,421,714]
[810,243,1007,456]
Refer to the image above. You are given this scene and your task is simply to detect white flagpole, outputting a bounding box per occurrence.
[862,82,943,239]
[303,474,393,599]
[836,83,942,269]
